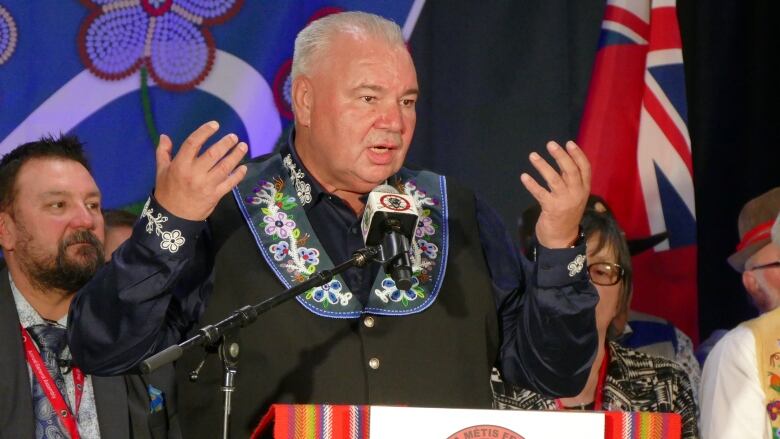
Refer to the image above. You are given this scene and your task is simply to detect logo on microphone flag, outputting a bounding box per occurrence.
[577,0,698,342]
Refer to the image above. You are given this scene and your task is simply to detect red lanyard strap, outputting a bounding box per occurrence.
[21,324,83,439]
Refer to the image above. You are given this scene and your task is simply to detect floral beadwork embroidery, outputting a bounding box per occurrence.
[246,179,318,281]
[161,230,185,252]
[141,199,186,253]
[417,239,439,259]
[264,211,296,239]
[415,216,435,238]
[374,277,425,306]
[78,0,243,91]
[236,153,448,317]
[568,254,586,277]
[282,154,312,205]
[307,280,353,307]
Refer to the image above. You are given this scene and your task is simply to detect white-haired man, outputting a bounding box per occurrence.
[69,11,598,437]
[700,187,780,439]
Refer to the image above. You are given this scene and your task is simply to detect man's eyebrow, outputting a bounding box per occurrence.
[354,84,419,96]
[39,190,101,198]
[354,84,385,93]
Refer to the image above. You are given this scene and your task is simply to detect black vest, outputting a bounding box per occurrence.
[176,168,498,437]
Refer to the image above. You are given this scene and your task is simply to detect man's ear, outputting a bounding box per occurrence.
[0,212,15,251]
[743,270,764,305]
[291,76,313,127]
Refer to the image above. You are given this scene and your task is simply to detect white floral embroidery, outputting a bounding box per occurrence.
[142,199,186,254]
[283,154,312,205]
[161,230,185,253]
[568,254,586,277]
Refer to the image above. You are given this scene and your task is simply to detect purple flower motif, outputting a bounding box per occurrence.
[297,247,320,266]
[263,211,296,239]
[417,239,438,259]
[768,400,780,421]
[415,216,435,238]
[269,241,290,261]
[78,0,243,91]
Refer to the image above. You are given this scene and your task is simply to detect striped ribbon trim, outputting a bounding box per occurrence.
[252,404,370,439]
[605,412,681,439]
[257,406,679,438]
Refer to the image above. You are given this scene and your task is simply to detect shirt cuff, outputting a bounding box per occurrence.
[132,196,205,258]
[535,243,588,288]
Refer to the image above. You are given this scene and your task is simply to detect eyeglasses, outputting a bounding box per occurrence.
[588,262,624,286]
[749,261,780,271]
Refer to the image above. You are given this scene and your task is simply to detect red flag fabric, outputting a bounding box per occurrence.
[578,0,698,343]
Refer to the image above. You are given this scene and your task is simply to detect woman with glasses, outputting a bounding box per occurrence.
[492,208,699,439]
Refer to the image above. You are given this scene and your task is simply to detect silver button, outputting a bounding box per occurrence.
[368,357,380,369]
[363,316,375,328]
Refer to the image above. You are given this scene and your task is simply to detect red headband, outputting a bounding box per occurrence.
[736,219,775,252]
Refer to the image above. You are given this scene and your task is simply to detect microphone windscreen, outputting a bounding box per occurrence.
[361,185,419,246]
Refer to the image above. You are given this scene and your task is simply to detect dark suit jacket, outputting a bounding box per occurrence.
[0,269,181,439]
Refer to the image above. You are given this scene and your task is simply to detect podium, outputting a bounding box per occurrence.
[252,404,681,439]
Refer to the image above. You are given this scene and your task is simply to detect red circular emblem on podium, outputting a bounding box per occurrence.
[447,425,525,439]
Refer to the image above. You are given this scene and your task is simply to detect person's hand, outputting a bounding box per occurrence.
[154,121,248,221]
[520,141,591,249]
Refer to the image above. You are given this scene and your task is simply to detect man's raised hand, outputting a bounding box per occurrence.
[520,141,591,249]
[154,121,248,221]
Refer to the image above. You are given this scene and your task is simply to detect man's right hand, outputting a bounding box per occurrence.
[154,121,248,221]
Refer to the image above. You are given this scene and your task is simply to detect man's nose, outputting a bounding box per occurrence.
[376,101,404,132]
[71,205,97,229]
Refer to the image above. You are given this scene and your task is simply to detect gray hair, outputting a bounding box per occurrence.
[292,11,405,80]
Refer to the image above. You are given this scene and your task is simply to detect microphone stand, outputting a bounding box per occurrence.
[139,246,379,439]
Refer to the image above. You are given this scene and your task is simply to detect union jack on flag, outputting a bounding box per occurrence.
[578,0,698,342]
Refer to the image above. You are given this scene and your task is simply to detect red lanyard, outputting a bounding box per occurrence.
[20,324,83,439]
[555,346,609,411]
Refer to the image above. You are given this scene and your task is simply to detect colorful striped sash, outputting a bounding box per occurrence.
[253,405,370,439]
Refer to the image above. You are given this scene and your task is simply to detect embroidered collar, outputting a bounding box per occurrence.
[279,137,321,209]
[233,151,450,319]
[280,136,371,210]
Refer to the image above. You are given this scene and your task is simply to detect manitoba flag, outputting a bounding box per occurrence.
[578,0,697,342]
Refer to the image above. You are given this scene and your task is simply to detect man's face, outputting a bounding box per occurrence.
[743,243,780,313]
[293,32,419,194]
[0,158,105,293]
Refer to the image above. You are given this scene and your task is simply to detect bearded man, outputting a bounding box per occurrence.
[0,135,180,438]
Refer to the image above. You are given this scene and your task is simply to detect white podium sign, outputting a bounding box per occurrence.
[369,406,604,439]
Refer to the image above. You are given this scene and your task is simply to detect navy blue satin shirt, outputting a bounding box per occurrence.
[68,138,598,397]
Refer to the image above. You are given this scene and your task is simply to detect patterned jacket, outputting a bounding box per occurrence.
[492,341,699,439]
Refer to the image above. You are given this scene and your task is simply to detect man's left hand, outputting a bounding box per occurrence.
[520,141,591,249]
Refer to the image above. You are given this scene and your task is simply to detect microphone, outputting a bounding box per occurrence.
[773,212,780,247]
[361,184,419,290]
